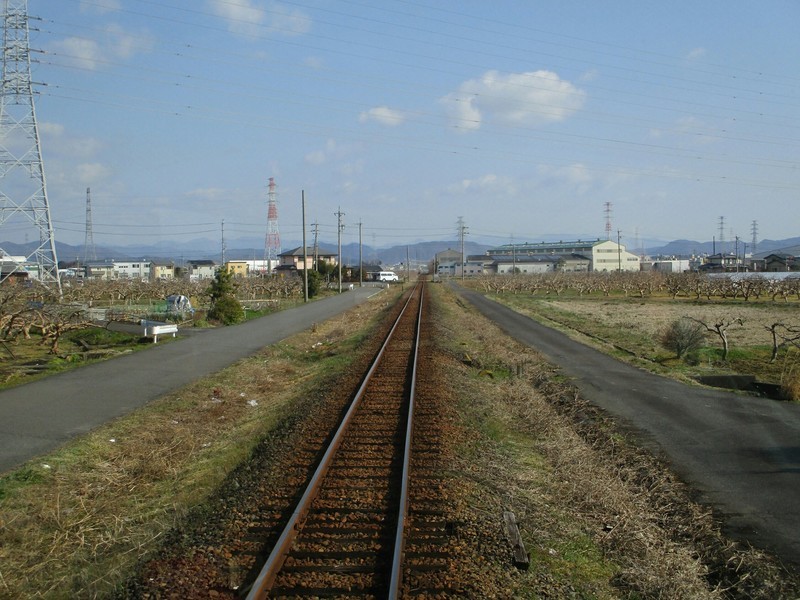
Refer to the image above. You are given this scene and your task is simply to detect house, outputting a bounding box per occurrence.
[187,260,216,280]
[700,253,742,272]
[114,261,151,280]
[85,261,115,280]
[0,259,30,285]
[151,261,176,280]
[224,260,249,278]
[278,247,338,272]
[764,253,797,272]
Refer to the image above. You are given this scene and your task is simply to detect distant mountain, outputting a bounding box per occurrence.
[3,235,798,267]
[646,237,800,257]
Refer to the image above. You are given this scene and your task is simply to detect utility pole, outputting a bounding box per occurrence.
[302,191,308,303]
[83,187,96,264]
[221,219,225,266]
[335,207,345,293]
[617,229,622,272]
[0,0,60,293]
[311,221,319,271]
[511,234,516,275]
[358,221,363,287]
[457,216,467,281]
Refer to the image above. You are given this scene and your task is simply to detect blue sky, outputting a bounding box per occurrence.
[16,0,800,253]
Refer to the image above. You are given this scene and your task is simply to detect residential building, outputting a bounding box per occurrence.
[85,261,114,280]
[764,253,797,272]
[278,247,338,272]
[151,261,176,280]
[114,261,151,280]
[187,260,216,280]
[224,260,249,278]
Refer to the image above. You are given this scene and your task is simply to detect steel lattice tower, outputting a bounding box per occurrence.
[83,187,96,263]
[264,177,280,273]
[0,0,60,292]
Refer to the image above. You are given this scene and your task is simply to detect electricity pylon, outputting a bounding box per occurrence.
[0,0,60,293]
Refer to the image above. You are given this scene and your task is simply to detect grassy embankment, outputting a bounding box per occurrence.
[0,290,395,597]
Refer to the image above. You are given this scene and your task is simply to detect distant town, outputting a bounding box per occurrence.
[2,235,799,286]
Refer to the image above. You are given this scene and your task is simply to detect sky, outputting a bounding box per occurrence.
[5,0,800,254]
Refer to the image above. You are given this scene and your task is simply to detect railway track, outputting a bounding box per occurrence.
[244,282,452,599]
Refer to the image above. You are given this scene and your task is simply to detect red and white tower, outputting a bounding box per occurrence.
[264,177,280,273]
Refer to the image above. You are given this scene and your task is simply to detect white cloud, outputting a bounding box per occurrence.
[208,0,266,37]
[339,160,364,177]
[686,47,707,60]
[305,150,327,165]
[207,1,311,38]
[39,122,65,137]
[304,139,337,165]
[51,37,104,70]
[359,106,405,127]
[50,25,154,70]
[537,163,594,194]
[445,174,520,198]
[269,3,312,36]
[76,163,113,184]
[441,70,586,132]
[105,24,156,60]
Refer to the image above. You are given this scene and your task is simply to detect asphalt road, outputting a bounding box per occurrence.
[0,286,381,474]
[456,286,800,568]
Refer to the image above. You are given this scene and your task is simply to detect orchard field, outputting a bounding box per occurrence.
[464,271,800,399]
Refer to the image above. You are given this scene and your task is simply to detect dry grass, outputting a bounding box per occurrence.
[0,292,395,598]
[545,298,795,349]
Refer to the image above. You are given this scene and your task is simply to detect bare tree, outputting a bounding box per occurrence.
[765,322,800,362]
[687,315,744,361]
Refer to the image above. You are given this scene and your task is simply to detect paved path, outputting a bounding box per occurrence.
[457,286,800,568]
[0,287,381,474]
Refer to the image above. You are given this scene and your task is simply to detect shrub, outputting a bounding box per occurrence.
[208,296,244,325]
[207,269,244,325]
[660,318,706,359]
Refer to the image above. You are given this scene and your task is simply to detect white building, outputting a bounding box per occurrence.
[187,260,217,280]
[114,261,151,280]
[488,239,640,273]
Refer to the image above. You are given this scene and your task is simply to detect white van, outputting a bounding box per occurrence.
[378,271,399,282]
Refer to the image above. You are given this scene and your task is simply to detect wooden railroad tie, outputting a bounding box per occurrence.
[503,511,530,570]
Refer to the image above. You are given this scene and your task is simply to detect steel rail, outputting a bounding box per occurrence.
[388,285,423,598]
[245,284,421,600]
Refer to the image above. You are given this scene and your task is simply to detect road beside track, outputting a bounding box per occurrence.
[456,286,800,568]
[0,287,382,474]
